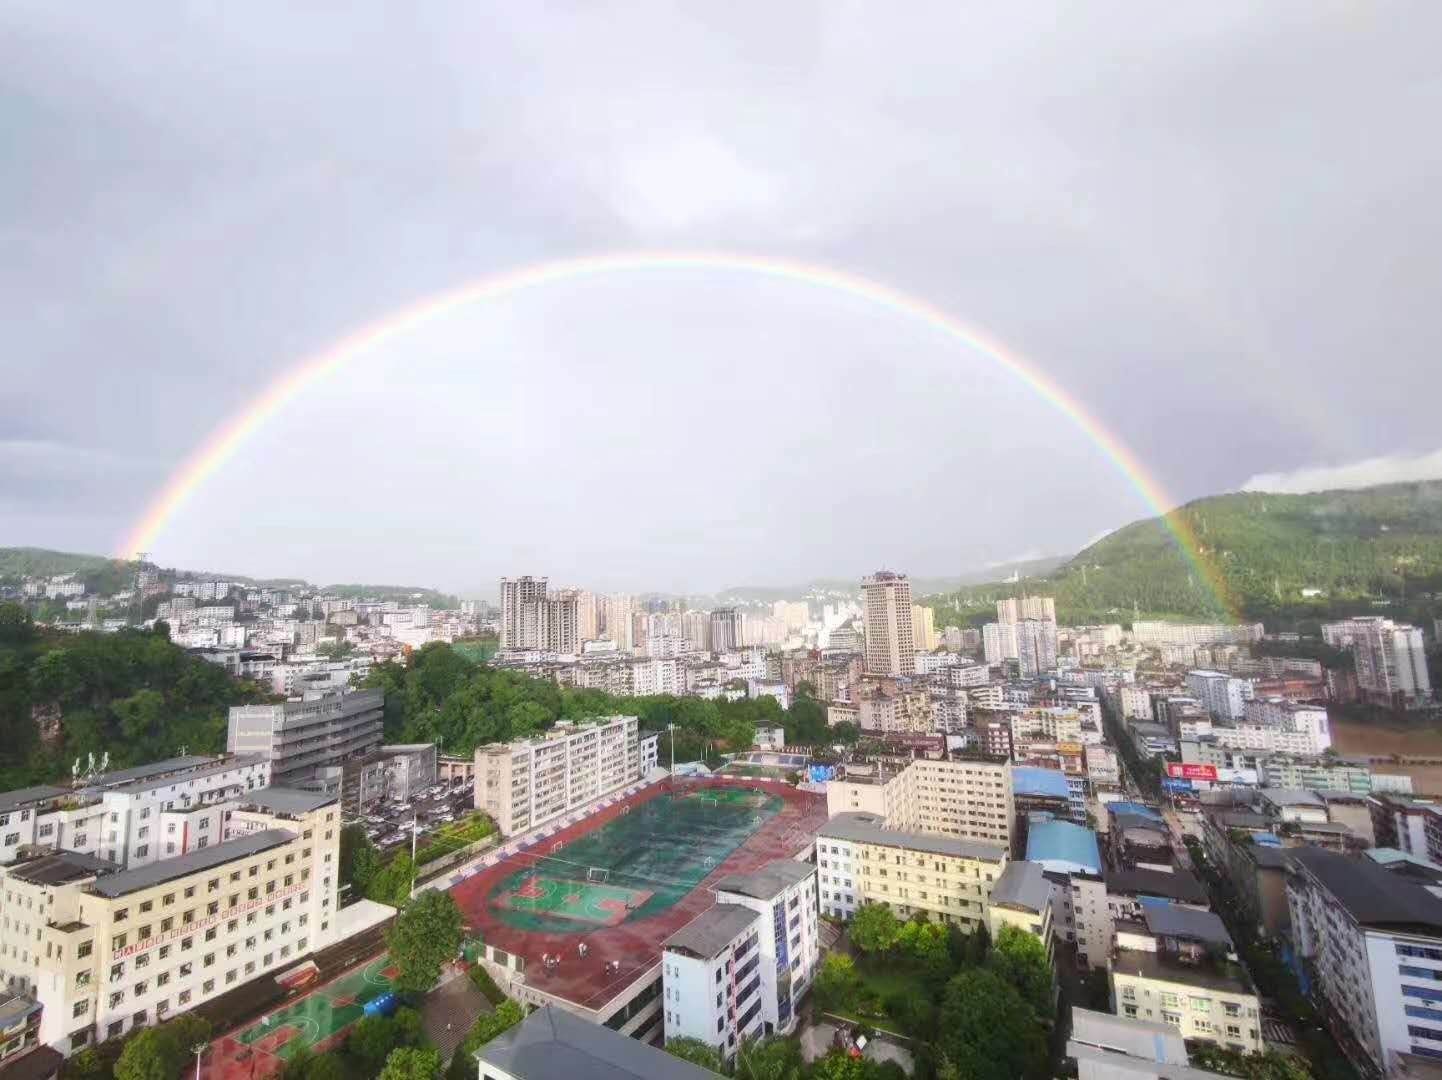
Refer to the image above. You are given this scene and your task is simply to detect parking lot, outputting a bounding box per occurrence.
[349,774,477,852]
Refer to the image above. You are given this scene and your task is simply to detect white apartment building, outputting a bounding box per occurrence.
[712,863,818,1037]
[662,905,765,1059]
[816,813,1008,928]
[1015,620,1059,678]
[0,788,105,867]
[1185,671,1252,721]
[1131,622,1264,647]
[0,789,340,1056]
[1324,617,1432,709]
[1210,724,1330,756]
[826,759,1013,847]
[473,716,640,836]
[862,571,915,677]
[1243,699,1330,748]
[1287,846,1442,1073]
[95,755,272,868]
[911,604,937,653]
[500,576,550,651]
[983,622,1018,664]
[997,596,1056,624]
[1119,686,1153,722]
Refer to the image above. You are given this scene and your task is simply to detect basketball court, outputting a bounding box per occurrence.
[493,873,654,927]
[198,956,398,1080]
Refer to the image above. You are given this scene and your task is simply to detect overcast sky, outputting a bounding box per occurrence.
[4,3,1441,595]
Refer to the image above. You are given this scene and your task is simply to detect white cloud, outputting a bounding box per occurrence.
[608,135,780,231]
[1241,448,1442,494]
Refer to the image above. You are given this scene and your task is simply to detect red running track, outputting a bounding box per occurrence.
[450,777,826,1013]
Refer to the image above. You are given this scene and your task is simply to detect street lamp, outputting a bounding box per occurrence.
[192,1042,206,1080]
[667,723,676,774]
[409,817,421,897]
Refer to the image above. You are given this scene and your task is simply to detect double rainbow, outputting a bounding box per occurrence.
[117,251,1232,616]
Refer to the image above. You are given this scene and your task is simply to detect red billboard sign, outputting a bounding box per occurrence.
[1166,763,1218,782]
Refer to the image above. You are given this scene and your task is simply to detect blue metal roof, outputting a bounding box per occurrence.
[1025,819,1101,874]
[1105,801,1163,822]
[1012,766,1070,799]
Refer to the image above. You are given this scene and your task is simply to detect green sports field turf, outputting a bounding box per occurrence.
[486,787,783,933]
[231,956,397,1061]
[493,873,653,926]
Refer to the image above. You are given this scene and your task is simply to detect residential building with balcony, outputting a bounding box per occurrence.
[473,716,640,837]
[0,790,341,1056]
[816,812,1006,929]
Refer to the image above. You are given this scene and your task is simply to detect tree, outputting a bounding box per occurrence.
[665,1037,724,1072]
[304,1056,346,1080]
[461,1000,524,1052]
[387,889,464,993]
[378,1046,443,1080]
[340,823,382,896]
[115,1027,183,1080]
[809,1052,869,1080]
[367,852,416,907]
[814,952,861,1012]
[937,969,1047,1080]
[849,903,900,954]
[987,925,1054,1018]
[830,721,861,745]
[735,1036,803,1080]
[349,1015,405,1073]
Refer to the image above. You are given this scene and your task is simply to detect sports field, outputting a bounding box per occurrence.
[484,786,782,933]
[494,874,654,926]
[200,956,397,1080]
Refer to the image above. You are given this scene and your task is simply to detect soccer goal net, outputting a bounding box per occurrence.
[586,867,610,883]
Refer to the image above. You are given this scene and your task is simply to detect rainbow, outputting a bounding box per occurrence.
[118,251,1234,615]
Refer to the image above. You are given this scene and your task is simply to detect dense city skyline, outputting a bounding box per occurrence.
[5,5,1442,591]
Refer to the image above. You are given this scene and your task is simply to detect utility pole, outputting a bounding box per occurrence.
[409,817,421,897]
[667,723,675,773]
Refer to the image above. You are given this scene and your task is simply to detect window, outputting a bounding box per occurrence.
[78,940,92,958]
[73,999,88,1018]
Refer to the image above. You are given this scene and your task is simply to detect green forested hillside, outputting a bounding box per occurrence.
[927,480,1442,628]
[0,604,272,789]
[365,641,836,764]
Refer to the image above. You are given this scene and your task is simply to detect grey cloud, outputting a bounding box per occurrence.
[2,2,1440,589]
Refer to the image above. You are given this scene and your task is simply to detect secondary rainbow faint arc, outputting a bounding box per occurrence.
[118,251,1235,616]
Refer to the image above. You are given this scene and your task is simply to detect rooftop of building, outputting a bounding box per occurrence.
[103,754,269,795]
[235,787,337,817]
[0,784,72,814]
[663,903,759,960]
[1258,788,1325,808]
[1012,766,1071,799]
[0,991,40,1026]
[819,813,1008,862]
[1290,846,1442,936]
[90,828,295,899]
[1104,801,1164,822]
[1367,848,1442,883]
[1110,945,1254,996]
[1142,903,1233,947]
[990,860,1051,914]
[1107,867,1207,905]
[476,1004,719,1080]
[6,850,116,887]
[1026,820,1101,874]
[86,755,217,787]
[713,859,814,900]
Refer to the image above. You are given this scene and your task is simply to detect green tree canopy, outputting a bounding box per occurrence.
[665,1037,724,1072]
[813,952,861,1012]
[849,903,901,954]
[114,1027,184,1080]
[987,925,1054,1018]
[387,889,464,993]
[378,1046,444,1080]
[937,968,1047,1080]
